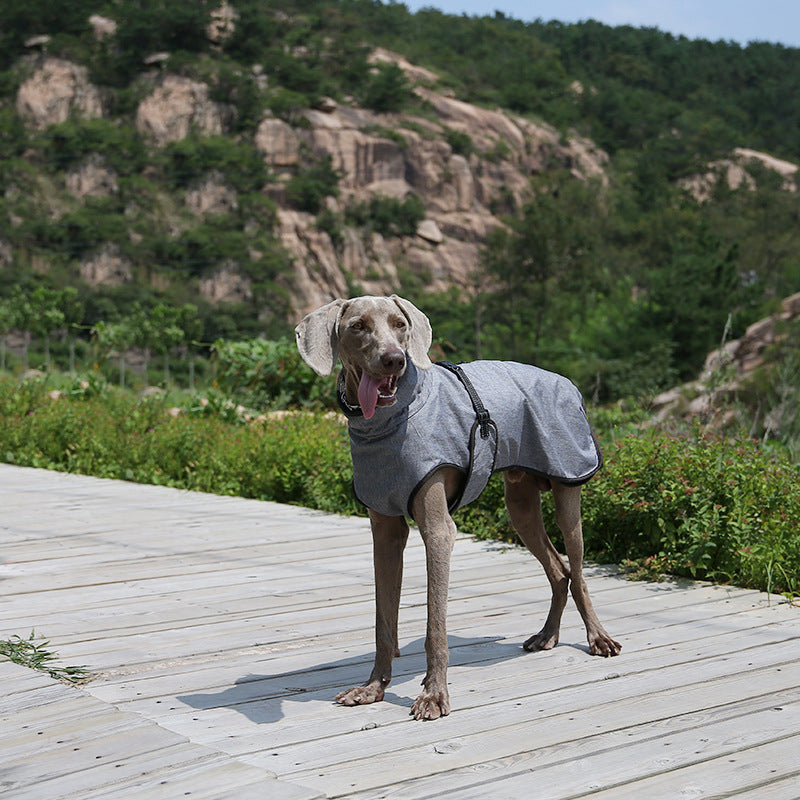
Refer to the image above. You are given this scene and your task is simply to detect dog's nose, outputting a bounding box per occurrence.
[381,350,406,372]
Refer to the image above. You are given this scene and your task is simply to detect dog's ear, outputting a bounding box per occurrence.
[295,299,347,376]
[391,295,433,369]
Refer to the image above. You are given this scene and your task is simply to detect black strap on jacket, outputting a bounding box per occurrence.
[436,361,493,439]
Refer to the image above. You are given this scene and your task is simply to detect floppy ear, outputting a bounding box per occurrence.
[391,295,433,369]
[295,299,347,376]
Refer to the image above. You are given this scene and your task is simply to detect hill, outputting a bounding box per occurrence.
[1,0,799,403]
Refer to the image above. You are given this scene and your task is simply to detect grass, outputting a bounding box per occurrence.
[0,631,92,684]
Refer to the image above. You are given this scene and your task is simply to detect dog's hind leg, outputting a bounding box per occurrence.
[552,482,622,657]
[503,471,570,652]
[335,512,409,706]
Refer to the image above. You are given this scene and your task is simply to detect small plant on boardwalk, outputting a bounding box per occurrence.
[0,631,92,684]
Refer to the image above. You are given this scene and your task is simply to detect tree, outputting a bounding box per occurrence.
[92,320,134,387]
[0,298,14,371]
[59,287,85,375]
[361,62,410,112]
[28,287,66,372]
[479,176,602,363]
[149,304,185,386]
[9,287,34,370]
[178,304,203,388]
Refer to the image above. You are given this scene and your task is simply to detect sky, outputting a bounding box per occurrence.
[400,0,800,48]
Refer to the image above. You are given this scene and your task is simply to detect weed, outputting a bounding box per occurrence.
[0,631,92,684]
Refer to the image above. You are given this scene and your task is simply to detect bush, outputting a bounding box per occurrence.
[0,375,797,598]
[345,193,425,238]
[213,337,337,411]
[161,135,268,194]
[41,119,146,175]
[361,62,411,112]
[581,429,800,596]
[0,375,358,513]
[457,426,800,598]
[285,153,341,214]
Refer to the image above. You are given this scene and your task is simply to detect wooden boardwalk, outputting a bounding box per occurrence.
[1,463,799,799]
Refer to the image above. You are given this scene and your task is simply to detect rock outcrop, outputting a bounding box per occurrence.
[652,291,800,423]
[135,75,232,146]
[16,57,105,129]
[65,155,118,199]
[681,148,798,202]
[278,50,609,313]
[12,49,610,318]
[79,245,133,286]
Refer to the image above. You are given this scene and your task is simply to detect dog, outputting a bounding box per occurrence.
[295,294,620,720]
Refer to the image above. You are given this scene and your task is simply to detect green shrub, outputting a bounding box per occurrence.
[580,429,800,596]
[213,337,337,411]
[0,376,357,512]
[361,62,411,112]
[285,153,341,214]
[345,193,425,238]
[41,119,146,175]
[161,135,268,194]
[0,375,797,597]
[456,426,800,598]
[444,128,474,157]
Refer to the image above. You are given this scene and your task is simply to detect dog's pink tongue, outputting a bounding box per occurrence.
[358,372,381,419]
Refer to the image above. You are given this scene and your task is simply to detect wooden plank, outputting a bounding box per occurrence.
[3,463,799,800]
[246,646,800,791]
[534,734,800,800]
[0,662,320,800]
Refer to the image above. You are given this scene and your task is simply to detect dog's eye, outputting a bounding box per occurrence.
[394,319,407,329]
[351,320,365,332]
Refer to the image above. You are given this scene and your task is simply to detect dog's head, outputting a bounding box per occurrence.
[295,295,432,418]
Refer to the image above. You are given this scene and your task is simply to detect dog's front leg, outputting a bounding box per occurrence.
[336,511,408,707]
[411,474,457,720]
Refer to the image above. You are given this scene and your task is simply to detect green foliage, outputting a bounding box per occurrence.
[345,193,425,238]
[285,153,341,213]
[213,337,336,410]
[161,135,268,194]
[0,376,357,513]
[41,118,146,175]
[360,61,411,112]
[0,630,92,684]
[444,128,474,157]
[0,375,796,597]
[581,429,800,596]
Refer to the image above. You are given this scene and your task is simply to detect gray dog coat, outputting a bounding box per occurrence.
[338,360,602,519]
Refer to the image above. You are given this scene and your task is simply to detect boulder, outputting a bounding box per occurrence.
[136,75,231,146]
[16,58,104,129]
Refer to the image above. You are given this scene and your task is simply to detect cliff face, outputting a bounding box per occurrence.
[13,50,608,316]
[260,51,609,314]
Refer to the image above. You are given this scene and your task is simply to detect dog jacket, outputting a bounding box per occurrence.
[338,360,602,520]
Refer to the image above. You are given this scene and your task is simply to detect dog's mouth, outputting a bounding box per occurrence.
[358,370,399,419]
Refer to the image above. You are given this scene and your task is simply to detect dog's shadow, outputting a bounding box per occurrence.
[179,634,536,724]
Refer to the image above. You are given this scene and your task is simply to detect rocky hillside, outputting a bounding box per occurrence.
[3,1,800,405]
[10,43,609,317]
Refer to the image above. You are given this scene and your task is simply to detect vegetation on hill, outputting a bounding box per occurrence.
[0,0,798,407]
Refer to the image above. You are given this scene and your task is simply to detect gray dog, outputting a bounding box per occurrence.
[296,294,620,720]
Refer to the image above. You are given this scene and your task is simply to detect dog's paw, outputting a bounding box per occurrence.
[335,684,385,706]
[588,631,622,657]
[523,629,559,652]
[411,689,450,720]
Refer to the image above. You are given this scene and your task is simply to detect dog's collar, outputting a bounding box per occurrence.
[337,372,363,417]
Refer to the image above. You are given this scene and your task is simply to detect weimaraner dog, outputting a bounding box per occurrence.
[295,294,620,720]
